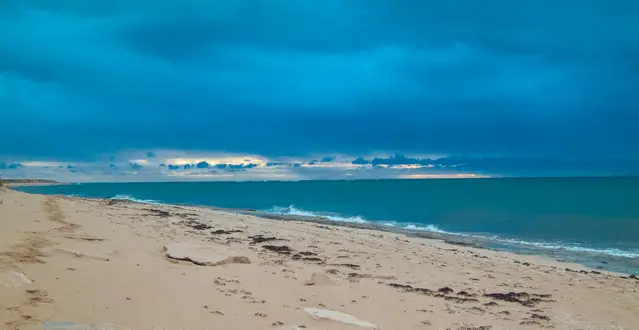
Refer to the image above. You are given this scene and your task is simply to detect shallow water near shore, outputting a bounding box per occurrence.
[15,177,639,274]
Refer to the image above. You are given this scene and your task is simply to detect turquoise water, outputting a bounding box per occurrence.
[17,177,639,273]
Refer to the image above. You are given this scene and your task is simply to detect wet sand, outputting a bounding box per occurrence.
[1,187,637,329]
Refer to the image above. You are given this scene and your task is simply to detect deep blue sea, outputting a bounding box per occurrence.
[16,177,639,274]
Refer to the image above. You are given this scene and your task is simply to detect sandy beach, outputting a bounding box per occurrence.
[1,187,637,329]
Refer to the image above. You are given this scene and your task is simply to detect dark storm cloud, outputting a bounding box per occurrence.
[1,0,638,161]
[370,155,434,166]
[352,157,370,165]
[196,161,210,169]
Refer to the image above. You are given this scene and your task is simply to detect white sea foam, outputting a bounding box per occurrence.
[110,194,160,205]
[266,205,368,224]
[403,223,450,234]
[492,237,639,259]
[264,206,639,259]
[403,224,639,258]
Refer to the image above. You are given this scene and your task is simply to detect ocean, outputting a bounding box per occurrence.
[16,177,639,274]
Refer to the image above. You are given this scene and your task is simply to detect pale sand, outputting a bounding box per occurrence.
[0,188,637,329]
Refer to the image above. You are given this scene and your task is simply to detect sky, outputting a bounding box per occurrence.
[1,1,638,181]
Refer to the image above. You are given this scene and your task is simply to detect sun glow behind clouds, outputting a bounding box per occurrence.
[19,161,68,167]
[1,150,490,182]
[3,149,638,182]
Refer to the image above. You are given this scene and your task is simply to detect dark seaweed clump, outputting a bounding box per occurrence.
[262,245,292,255]
[483,292,551,307]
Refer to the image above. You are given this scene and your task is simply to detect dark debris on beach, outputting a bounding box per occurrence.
[107,199,130,206]
[329,263,361,270]
[259,244,326,263]
[291,251,321,261]
[387,283,479,303]
[262,245,293,255]
[387,282,556,308]
[458,326,492,330]
[438,287,454,294]
[483,292,552,307]
[142,208,172,218]
[177,219,212,230]
[248,235,284,244]
[211,229,244,235]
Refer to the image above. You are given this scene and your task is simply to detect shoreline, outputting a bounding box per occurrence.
[1,187,638,329]
[250,211,639,275]
[15,185,638,275]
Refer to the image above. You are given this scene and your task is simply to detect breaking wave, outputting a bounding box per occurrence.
[402,223,453,234]
[403,225,639,258]
[109,194,160,205]
[265,205,368,224]
[401,223,639,258]
[264,205,639,259]
[491,237,639,259]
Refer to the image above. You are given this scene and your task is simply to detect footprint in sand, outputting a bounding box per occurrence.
[43,197,81,232]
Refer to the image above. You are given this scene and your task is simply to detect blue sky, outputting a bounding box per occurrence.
[1,1,638,181]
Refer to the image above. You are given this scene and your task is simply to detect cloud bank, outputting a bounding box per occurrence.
[1,1,638,180]
[2,150,637,182]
